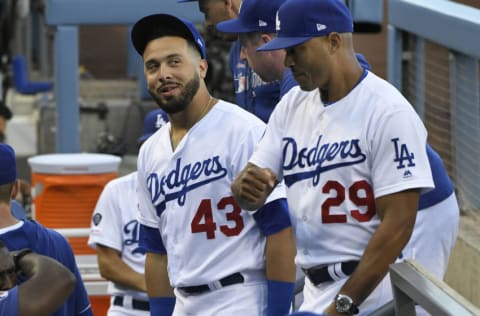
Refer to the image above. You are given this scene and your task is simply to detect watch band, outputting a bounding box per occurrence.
[335,293,360,315]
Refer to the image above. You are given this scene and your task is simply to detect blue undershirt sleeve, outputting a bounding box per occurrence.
[253,198,291,236]
[139,224,166,254]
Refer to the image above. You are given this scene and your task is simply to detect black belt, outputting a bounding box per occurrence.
[113,296,150,311]
[179,272,244,294]
[304,261,359,286]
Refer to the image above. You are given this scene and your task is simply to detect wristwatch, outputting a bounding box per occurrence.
[334,294,359,315]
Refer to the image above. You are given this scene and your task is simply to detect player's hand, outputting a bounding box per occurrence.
[231,163,277,211]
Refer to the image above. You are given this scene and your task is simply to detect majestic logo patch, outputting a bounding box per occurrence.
[92,213,102,226]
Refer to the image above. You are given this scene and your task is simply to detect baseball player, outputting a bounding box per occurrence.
[177,0,282,123]
[0,241,76,316]
[219,0,459,287]
[87,109,168,316]
[132,13,296,316]
[0,143,93,316]
[215,0,374,100]
[232,0,437,315]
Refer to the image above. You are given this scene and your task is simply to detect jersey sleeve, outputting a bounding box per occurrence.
[52,232,92,315]
[87,180,123,251]
[253,198,291,236]
[370,109,434,198]
[0,288,18,315]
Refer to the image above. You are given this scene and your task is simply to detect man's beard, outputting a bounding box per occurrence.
[149,74,200,115]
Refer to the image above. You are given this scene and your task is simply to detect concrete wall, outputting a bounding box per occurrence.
[445,214,480,308]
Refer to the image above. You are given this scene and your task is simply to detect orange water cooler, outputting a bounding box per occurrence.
[28,153,122,316]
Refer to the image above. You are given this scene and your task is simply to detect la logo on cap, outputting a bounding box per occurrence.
[155,114,166,128]
[275,11,281,31]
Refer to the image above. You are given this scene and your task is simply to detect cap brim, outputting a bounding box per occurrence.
[216,18,258,34]
[256,36,313,51]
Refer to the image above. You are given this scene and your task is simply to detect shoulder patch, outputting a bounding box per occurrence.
[92,213,102,226]
[0,290,9,299]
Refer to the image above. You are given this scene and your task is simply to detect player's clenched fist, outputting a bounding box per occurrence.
[231,163,277,211]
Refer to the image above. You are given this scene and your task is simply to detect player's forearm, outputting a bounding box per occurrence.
[265,227,296,282]
[145,252,174,297]
[327,198,417,313]
[97,252,147,292]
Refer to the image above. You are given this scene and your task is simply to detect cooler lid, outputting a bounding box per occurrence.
[28,153,122,174]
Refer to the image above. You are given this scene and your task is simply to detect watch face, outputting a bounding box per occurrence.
[336,294,353,313]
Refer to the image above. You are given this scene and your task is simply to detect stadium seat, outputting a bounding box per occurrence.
[12,55,53,94]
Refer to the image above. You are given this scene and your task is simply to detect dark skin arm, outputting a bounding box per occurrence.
[17,252,76,316]
[324,189,419,315]
[96,244,147,292]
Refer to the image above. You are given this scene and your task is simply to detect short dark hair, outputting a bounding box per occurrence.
[0,182,14,203]
[0,103,12,120]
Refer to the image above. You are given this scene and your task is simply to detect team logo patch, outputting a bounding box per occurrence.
[391,138,415,169]
[0,291,9,299]
[92,213,102,226]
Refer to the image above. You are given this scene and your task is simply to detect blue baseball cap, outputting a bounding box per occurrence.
[216,0,286,34]
[131,13,207,59]
[0,144,17,185]
[257,0,353,51]
[138,109,169,142]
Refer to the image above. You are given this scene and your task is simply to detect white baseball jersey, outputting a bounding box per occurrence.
[88,171,148,301]
[137,100,286,288]
[249,71,435,269]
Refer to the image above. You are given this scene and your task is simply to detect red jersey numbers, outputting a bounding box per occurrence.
[191,196,245,239]
[322,180,375,223]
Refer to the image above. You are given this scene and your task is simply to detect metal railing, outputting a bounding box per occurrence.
[390,260,480,315]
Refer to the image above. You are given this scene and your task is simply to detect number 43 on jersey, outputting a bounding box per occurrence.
[191,196,244,239]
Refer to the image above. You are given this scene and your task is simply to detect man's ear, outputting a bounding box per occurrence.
[199,59,209,79]
[260,33,273,44]
[10,180,19,200]
[328,32,342,54]
[225,0,241,18]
